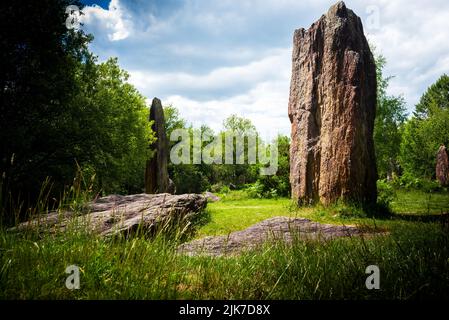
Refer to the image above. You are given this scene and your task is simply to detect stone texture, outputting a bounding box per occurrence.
[436,145,449,187]
[145,97,172,194]
[288,1,377,205]
[178,217,383,256]
[204,191,220,202]
[168,178,176,194]
[12,193,207,237]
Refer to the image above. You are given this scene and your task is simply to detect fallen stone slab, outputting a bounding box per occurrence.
[12,193,207,237]
[178,217,383,256]
[204,192,220,202]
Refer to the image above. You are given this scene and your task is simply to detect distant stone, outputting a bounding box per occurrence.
[288,2,377,205]
[12,193,207,237]
[204,191,220,202]
[168,178,176,194]
[145,97,172,194]
[178,217,384,256]
[436,145,449,187]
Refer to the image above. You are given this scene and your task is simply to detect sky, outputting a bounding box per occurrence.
[78,0,449,138]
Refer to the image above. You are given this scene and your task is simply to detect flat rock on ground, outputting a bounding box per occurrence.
[178,217,382,256]
[13,193,207,237]
[204,191,220,202]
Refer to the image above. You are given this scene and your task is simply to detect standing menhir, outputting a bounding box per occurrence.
[288,2,378,206]
[436,145,449,187]
[145,97,174,194]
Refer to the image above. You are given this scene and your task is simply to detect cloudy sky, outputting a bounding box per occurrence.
[79,0,449,137]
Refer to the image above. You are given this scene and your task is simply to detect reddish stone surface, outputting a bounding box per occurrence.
[436,145,449,187]
[288,2,377,205]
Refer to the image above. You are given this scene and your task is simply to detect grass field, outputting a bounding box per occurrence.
[197,189,449,237]
[1,189,448,299]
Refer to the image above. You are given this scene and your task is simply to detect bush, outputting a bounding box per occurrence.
[245,181,264,199]
[390,173,443,192]
[218,185,231,194]
[377,179,397,209]
[331,202,367,219]
[210,183,223,193]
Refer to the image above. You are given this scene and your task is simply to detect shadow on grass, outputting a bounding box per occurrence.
[391,212,449,223]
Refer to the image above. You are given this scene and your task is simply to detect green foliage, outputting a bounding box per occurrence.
[217,115,259,188]
[158,108,291,197]
[0,1,154,222]
[164,105,186,139]
[376,179,397,210]
[164,111,215,194]
[0,0,92,218]
[373,54,407,179]
[223,114,256,134]
[415,74,449,119]
[330,202,368,219]
[218,185,231,194]
[165,111,262,194]
[245,181,265,198]
[172,164,211,194]
[390,173,443,192]
[256,135,290,197]
[74,58,154,194]
[400,75,449,179]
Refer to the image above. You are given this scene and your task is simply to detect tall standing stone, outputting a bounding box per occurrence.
[436,145,449,187]
[288,2,377,205]
[145,97,171,194]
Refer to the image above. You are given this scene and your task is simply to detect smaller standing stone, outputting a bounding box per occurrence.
[436,145,449,187]
[145,97,172,194]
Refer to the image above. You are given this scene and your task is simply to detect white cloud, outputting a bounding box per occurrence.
[128,49,291,138]
[82,0,449,135]
[82,0,132,41]
[129,48,290,95]
[163,81,291,140]
[367,0,449,109]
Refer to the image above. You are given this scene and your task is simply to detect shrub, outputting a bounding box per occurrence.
[377,179,397,209]
[245,181,264,199]
[390,173,443,192]
[218,185,231,194]
[332,202,367,219]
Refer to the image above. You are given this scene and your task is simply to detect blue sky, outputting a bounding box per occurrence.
[79,0,449,137]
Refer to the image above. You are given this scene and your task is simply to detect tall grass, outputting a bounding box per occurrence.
[1,216,448,299]
[1,179,448,299]
[0,162,98,229]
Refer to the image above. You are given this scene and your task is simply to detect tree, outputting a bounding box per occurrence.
[76,58,154,194]
[223,114,256,134]
[164,105,186,141]
[415,74,449,119]
[400,75,449,179]
[0,0,92,216]
[164,106,214,193]
[257,135,290,197]
[373,54,407,179]
[218,114,259,187]
[0,1,154,222]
